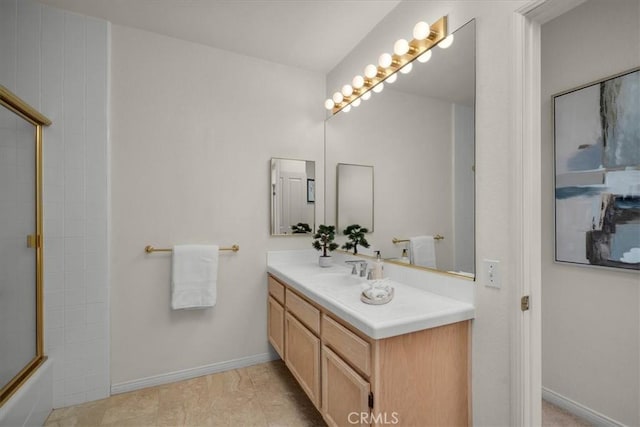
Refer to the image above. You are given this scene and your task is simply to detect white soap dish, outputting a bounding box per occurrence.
[361,286,394,305]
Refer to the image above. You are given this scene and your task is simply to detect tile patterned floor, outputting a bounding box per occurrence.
[45,361,326,427]
[44,362,595,427]
[542,399,593,426]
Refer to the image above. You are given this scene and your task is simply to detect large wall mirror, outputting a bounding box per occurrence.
[270,157,316,235]
[337,163,374,231]
[325,19,476,278]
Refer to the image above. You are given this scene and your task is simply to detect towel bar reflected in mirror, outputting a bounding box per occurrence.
[145,245,240,253]
[392,235,444,244]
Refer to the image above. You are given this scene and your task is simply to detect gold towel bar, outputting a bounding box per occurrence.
[145,245,240,253]
[392,235,444,244]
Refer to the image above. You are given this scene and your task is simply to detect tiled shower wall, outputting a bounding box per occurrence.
[0,0,110,408]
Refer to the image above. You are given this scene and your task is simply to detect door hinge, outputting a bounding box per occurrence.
[368,392,374,409]
[521,295,530,311]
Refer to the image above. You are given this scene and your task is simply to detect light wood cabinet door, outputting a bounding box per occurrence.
[285,312,321,408]
[267,296,285,358]
[322,345,370,427]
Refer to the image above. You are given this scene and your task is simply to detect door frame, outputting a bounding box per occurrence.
[510,1,589,425]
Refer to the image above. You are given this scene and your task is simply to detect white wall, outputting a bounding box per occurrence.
[325,88,454,268]
[0,0,110,409]
[541,0,640,425]
[110,25,325,386]
[327,1,527,425]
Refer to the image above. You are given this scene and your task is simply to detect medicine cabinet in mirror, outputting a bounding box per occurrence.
[325,19,475,278]
[337,163,374,231]
[270,158,316,236]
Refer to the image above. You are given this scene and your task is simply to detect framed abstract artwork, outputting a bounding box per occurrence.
[553,68,639,271]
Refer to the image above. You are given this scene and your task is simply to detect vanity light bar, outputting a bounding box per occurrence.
[325,16,449,115]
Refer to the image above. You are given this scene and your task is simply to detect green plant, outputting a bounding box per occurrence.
[291,223,311,234]
[312,225,339,257]
[342,224,370,254]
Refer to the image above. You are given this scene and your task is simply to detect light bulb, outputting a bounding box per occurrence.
[386,73,397,84]
[417,50,432,63]
[399,62,413,74]
[341,84,353,97]
[361,91,371,101]
[372,82,384,93]
[438,34,454,49]
[393,39,410,56]
[352,98,361,107]
[332,92,343,104]
[324,99,335,110]
[364,64,378,79]
[413,21,431,40]
[343,104,352,113]
[352,75,364,89]
[378,53,393,68]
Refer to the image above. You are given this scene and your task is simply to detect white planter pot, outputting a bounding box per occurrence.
[319,256,332,268]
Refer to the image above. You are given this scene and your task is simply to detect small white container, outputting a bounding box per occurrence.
[319,256,332,268]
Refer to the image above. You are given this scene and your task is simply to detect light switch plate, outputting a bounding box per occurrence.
[484,259,500,288]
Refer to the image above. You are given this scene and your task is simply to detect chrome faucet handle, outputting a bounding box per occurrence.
[358,262,368,277]
[345,260,360,275]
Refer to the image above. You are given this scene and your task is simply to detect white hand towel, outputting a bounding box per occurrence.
[171,244,218,310]
[409,236,437,269]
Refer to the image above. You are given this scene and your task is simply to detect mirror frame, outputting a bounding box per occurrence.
[270,157,317,236]
[336,163,374,232]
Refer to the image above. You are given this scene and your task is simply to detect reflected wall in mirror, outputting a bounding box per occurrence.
[337,163,374,231]
[270,158,316,235]
[325,20,475,278]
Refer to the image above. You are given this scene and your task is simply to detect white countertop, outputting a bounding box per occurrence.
[267,252,475,340]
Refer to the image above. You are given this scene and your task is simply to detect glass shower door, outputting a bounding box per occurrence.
[0,85,49,407]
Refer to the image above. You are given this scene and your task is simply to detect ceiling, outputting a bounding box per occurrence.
[37,0,401,73]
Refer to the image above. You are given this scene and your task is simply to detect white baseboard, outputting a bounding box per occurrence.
[542,387,624,427]
[111,351,280,395]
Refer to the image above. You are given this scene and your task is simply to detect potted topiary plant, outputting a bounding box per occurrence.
[312,225,339,267]
[342,224,370,255]
[291,223,312,234]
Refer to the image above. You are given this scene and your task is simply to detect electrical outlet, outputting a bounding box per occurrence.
[484,259,500,288]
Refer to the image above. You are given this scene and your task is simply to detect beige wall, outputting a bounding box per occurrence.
[110,25,325,385]
[541,0,640,425]
[327,1,528,425]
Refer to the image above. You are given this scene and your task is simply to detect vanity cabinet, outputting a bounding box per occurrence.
[267,274,470,427]
[267,277,285,358]
[267,296,284,358]
[322,345,370,427]
[285,312,321,408]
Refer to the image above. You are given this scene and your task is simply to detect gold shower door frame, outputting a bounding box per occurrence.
[0,85,51,407]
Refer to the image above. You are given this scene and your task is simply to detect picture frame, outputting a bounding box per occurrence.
[307,178,315,203]
[553,67,639,271]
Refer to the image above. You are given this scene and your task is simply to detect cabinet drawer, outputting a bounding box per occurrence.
[322,315,371,377]
[268,276,285,304]
[286,289,320,335]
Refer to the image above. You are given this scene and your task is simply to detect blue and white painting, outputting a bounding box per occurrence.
[554,69,640,270]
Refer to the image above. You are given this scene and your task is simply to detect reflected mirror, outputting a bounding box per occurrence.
[325,20,475,277]
[337,163,374,231]
[270,157,316,235]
